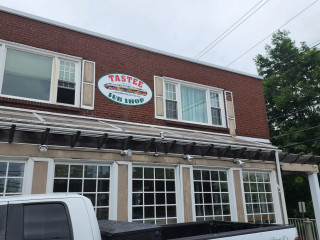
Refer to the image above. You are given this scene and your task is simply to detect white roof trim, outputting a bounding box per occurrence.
[0,5,262,80]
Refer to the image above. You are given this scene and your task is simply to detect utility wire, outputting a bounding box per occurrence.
[271,124,320,139]
[194,0,270,60]
[281,137,320,148]
[268,41,320,71]
[268,103,319,121]
[226,0,319,67]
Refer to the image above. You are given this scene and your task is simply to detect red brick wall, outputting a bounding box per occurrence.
[0,11,270,139]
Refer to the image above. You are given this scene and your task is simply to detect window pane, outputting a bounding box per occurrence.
[8,163,24,177]
[6,178,23,193]
[59,60,75,82]
[97,193,109,206]
[97,208,109,220]
[70,165,83,178]
[133,180,143,192]
[99,166,110,178]
[132,193,143,205]
[24,204,71,240]
[210,92,220,108]
[84,165,97,178]
[98,180,109,192]
[211,108,222,125]
[84,179,96,192]
[144,168,154,179]
[69,179,82,192]
[0,163,7,177]
[181,86,208,123]
[155,168,165,179]
[0,179,4,193]
[166,169,175,179]
[53,179,68,192]
[55,165,68,178]
[133,167,143,178]
[166,100,178,119]
[165,83,176,100]
[2,48,52,101]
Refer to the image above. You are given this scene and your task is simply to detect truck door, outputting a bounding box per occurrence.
[0,203,7,240]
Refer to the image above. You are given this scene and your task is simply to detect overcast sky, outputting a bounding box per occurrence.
[0,0,319,76]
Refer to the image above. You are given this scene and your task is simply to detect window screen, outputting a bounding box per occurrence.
[24,203,72,240]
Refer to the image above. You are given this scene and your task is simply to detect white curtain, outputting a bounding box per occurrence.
[181,86,208,123]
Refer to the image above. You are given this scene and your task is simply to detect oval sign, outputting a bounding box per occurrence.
[98,73,153,106]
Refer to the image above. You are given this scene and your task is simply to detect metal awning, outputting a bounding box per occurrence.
[0,107,319,165]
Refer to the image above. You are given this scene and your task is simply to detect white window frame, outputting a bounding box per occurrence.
[191,166,235,222]
[0,156,33,196]
[50,159,116,220]
[162,77,226,128]
[128,163,183,224]
[241,169,282,224]
[0,40,82,107]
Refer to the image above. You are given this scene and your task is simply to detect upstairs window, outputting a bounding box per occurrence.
[0,42,82,107]
[162,79,226,127]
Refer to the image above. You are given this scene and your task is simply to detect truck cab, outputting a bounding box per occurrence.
[0,194,101,240]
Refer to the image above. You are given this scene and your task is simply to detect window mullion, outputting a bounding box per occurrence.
[206,91,212,125]
[0,45,6,93]
[50,56,58,104]
[177,83,182,121]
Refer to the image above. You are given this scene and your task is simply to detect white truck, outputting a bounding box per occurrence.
[0,194,300,240]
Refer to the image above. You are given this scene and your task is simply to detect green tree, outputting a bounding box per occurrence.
[255,30,320,217]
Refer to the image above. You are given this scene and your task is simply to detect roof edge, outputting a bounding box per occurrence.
[0,5,263,80]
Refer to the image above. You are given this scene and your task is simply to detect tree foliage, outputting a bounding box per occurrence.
[255,30,320,218]
[255,30,320,155]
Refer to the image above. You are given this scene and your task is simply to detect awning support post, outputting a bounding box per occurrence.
[275,150,288,224]
[308,172,320,240]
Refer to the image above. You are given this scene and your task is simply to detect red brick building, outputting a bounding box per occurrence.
[0,5,319,230]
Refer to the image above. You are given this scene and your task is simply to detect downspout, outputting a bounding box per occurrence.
[275,150,288,224]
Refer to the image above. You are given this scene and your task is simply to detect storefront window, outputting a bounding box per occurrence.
[132,166,177,225]
[53,163,110,220]
[0,161,25,196]
[193,169,231,222]
[242,172,275,223]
